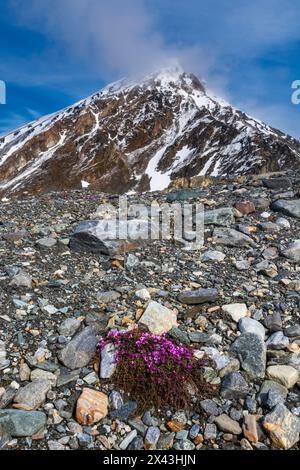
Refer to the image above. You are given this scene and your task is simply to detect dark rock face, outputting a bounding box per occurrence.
[58,327,98,370]
[0,68,300,198]
[271,199,300,219]
[230,333,266,380]
[178,288,218,305]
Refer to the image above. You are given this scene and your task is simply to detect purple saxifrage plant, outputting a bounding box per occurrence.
[97,328,216,411]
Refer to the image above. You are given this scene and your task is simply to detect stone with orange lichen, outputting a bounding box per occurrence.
[263,404,300,450]
[76,388,108,425]
[167,420,185,432]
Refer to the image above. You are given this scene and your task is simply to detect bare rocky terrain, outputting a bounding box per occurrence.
[0,171,299,450]
[0,67,300,198]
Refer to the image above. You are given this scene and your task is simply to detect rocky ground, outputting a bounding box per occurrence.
[0,171,300,451]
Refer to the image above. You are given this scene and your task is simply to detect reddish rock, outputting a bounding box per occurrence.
[235,201,256,215]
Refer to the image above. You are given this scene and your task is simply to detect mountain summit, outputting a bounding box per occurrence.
[0,67,299,196]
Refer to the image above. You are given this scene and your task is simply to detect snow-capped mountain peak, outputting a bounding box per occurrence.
[0,68,299,196]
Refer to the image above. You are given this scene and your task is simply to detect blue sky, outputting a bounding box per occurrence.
[0,0,300,138]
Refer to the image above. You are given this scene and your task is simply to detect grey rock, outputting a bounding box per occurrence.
[36,237,57,248]
[109,391,123,410]
[10,271,32,289]
[157,433,175,450]
[58,327,97,370]
[56,370,80,387]
[282,240,300,262]
[120,430,137,450]
[204,423,217,440]
[271,199,300,219]
[166,189,207,202]
[0,410,46,437]
[97,291,121,303]
[201,250,226,262]
[263,404,300,450]
[258,380,288,407]
[168,327,190,346]
[127,436,144,450]
[145,426,160,448]
[173,439,195,450]
[239,317,265,340]
[285,325,300,338]
[264,312,282,332]
[200,399,219,416]
[221,372,249,399]
[213,227,255,247]
[230,333,266,380]
[204,207,235,226]
[263,177,292,190]
[189,424,200,439]
[178,288,218,305]
[14,380,52,410]
[58,318,81,337]
[100,343,117,379]
[70,219,150,256]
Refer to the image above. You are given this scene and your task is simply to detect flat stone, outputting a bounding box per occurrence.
[214,414,242,435]
[230,333,266,380]
[166,189,207,202]
[282,240,300,262]
[234,260,250,271]
[139,301,177,335]
[30,369,57,386]
[144,426,160,450]
[204,208,235,226]
[110,401,137,421]
[109,391,123,410]
[266,365,299,389]
[76,388,108,425]
[266,332,289,350]
[222,303,248,322]
[221,371,249,399]
[36,237,57,248]
[200,399,219,416]
[285,325,300,338]
[239,317,265,340]
[243,415,258,443]
[119,430,137,450]
[204,423,217,440]
[100,343,117,379]
[0,410,46,437]
[97,291,121,303]
[235,201,256,215]
[10,271,32,289]
[178,288,218,305]
[168,327,190,346]
[271,199,300,219]
[263,404,300,449]
[58,318,81,337]
[213,227,255,247]
[201,250,226,262]
[263,177,292,190]
[14,380,52,410]
[264,312,282,332]
[70,219,149,256]
[58,327,97,370]
[258,380,288,406]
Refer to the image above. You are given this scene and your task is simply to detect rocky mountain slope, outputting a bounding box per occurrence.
[0,67,300,197]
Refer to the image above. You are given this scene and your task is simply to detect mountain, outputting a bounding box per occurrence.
[0,66,300,197]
